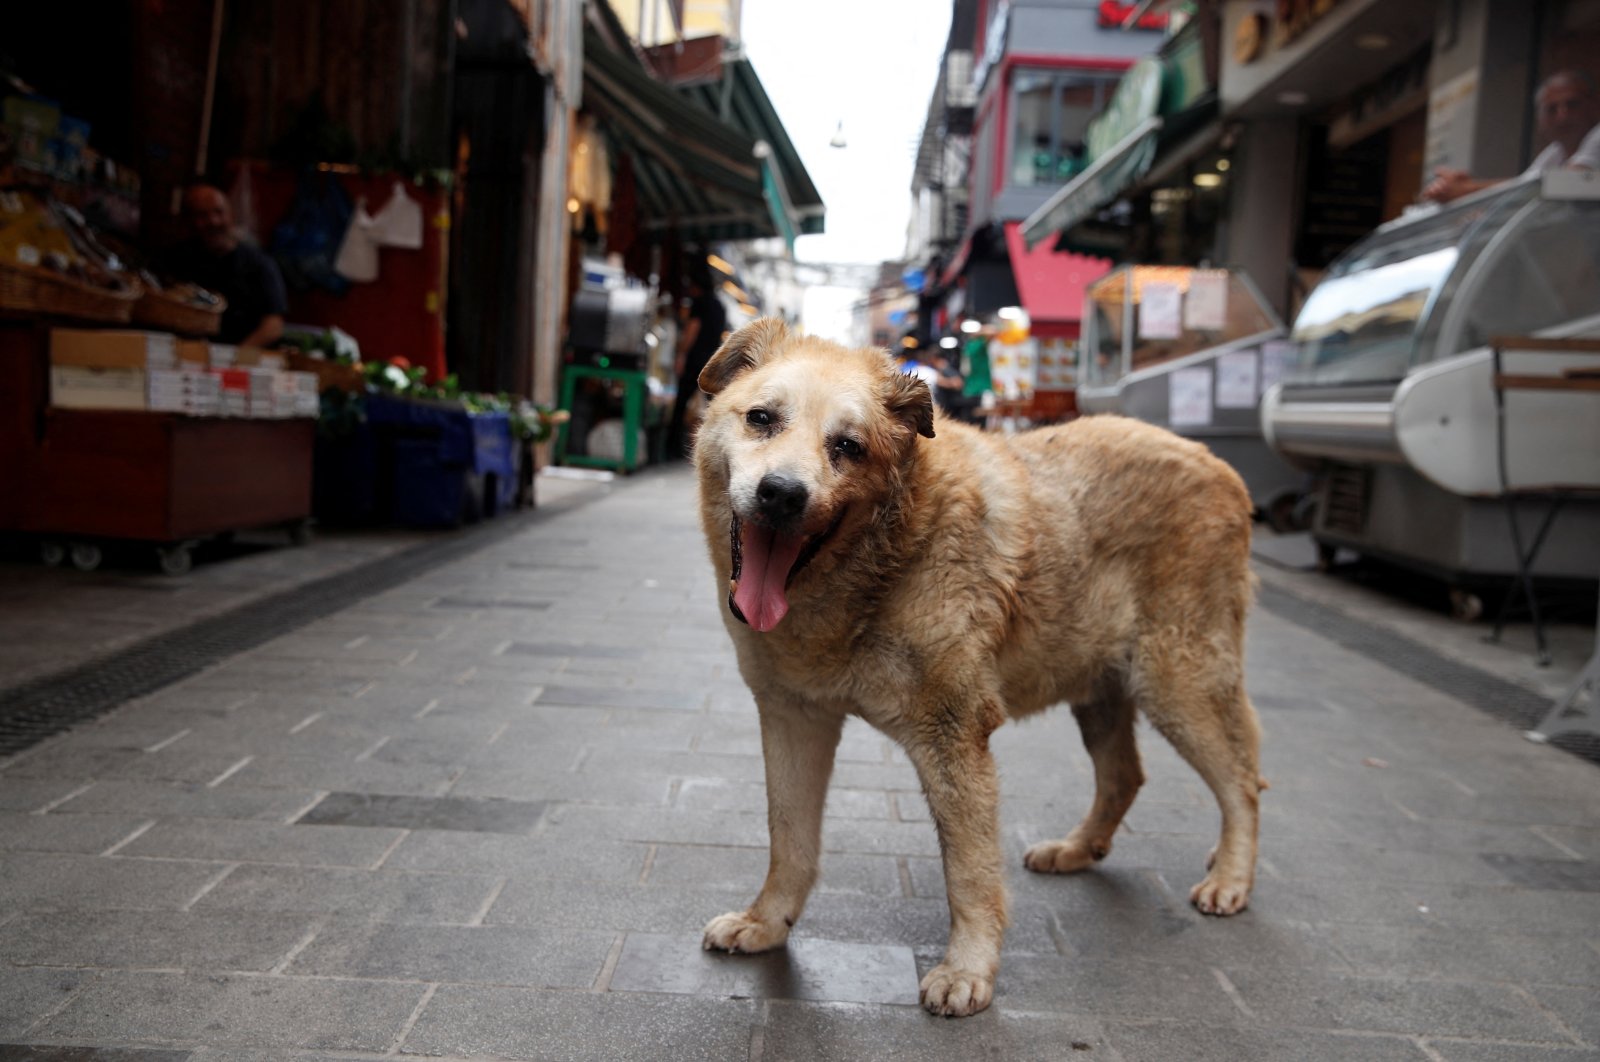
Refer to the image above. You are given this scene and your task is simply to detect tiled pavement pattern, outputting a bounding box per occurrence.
[0,467,1597,1060]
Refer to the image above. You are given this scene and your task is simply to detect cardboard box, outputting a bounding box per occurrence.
[50,329,176,370]
[176,339,210,365]
[51,366,147,410]
[207,344,284,371]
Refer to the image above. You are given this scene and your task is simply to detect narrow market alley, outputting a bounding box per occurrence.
[1,466,1597,1061]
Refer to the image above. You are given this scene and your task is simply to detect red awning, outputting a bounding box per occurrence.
[1002,221,1111,339]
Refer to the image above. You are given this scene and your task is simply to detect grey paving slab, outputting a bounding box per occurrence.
[1,745,266,787]
[222,755,460,796]
[1413,884,1600,935]
[400,985,758,1061]
[0,852,226,912]
[761,1000,1115,1062]
[1328,922,1600,986]
[381,830,649,882]
[190,865,501,925]
[1528,985,1600,1045]
[41,780,320,823]
[646,843,904,897]
[1427,1042,1600,1061]
[1103,1023,1431,1061]
[610,932,918,1006]
[532,685,707,712]
[446,765,677,806]
[0,812,150,855]
[674,778,892,819]
[287,922,615,988]
[38,972,425,1052]
[0,909,316,972]
[0,1044,191,1060]
[0,966,85,1036]
[119,819,405,868]
[1222,968,1577,1040]
[926,952,1236,1022]
[0,779,90,813]
[297,792,547,834]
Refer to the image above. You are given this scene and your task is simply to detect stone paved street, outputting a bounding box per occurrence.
[1,466,1598,1060]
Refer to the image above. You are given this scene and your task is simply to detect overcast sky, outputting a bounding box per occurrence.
[741,1,950,266]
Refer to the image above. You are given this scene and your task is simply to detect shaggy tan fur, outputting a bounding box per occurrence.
[694,319,1263,1017]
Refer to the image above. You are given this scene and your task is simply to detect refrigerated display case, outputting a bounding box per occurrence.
[1260,172,1600,587]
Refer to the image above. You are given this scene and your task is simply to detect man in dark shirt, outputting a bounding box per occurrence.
[667,266,729,458]
[166,184,288,347]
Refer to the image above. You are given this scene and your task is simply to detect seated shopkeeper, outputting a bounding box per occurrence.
[163,184,287,348]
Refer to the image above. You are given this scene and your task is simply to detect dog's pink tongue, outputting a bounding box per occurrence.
[735,523,806,632]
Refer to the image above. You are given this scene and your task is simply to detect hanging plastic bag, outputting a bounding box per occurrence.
[334,196,380,282]
[371,180,424,250]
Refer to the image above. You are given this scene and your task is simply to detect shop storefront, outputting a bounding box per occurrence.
[1,0,575,573]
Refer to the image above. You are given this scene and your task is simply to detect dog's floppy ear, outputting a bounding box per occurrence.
[886,371,937,440]
[698,317,789,395]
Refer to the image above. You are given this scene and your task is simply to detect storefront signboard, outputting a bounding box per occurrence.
[1168,365,1213,426]
[1139,280,1183,339]
[1183,269,1230,331]
[1215,349,1260,408]
[1423,69,1478,182]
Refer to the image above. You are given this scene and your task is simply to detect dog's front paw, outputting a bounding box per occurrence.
[702,910,790,954]
[919,963,995,1017]
[1189,872,1251,916]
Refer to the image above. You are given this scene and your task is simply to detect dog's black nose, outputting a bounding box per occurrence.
[755,473,808,525]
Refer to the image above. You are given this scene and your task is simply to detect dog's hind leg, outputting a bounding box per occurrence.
[1141,668,1262,917]
[703,696,843,954]
[1023,695,1142,874]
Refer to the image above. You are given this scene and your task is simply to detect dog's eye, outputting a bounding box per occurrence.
[834,437,864,459]
[746,408,771,427]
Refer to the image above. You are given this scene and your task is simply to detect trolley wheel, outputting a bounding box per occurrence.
[156,545,194,577]
[1450,589,1484,623]
[1315,541,1340,572]
[286,518,313,547]
[68,542,103,572]
[38,539,66,567]
[1265,492,1303,534]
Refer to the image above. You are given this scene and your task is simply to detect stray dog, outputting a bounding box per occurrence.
[693,319,1263,1017]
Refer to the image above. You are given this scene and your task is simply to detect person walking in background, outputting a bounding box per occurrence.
[668,260,729,459]
[1423,70,1600,203]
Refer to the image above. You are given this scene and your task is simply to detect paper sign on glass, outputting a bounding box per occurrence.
[1215,350,1259,408]
[1183,271,1229,331]
[1168,366,1213,427]
[1259,340,1296,392]
[1139,282,1183,340]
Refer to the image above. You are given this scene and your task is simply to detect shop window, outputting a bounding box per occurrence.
[1010,70,1114,188]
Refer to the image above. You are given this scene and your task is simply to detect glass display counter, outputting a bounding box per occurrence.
[1078,264,1301,523]
[1261,173,1600,587]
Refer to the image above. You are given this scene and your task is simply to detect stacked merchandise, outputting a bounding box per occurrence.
[49,329,173,410]
[215,368,275,418]
[49,328,316,418]
[147,367,221,415]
